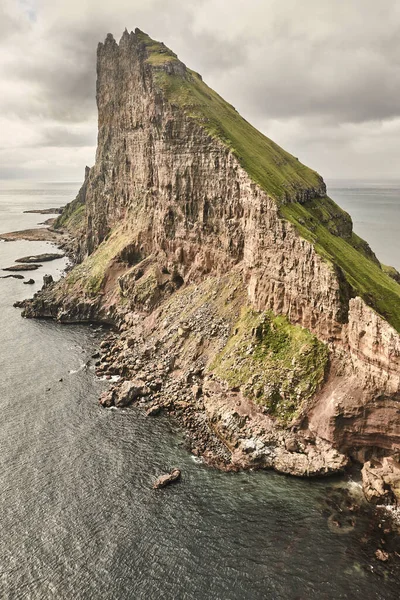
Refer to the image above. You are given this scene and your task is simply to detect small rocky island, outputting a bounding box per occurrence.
[16,253,65,263]
[153,469,181,489]
[3,264,41,272]
[23,207,64,214]
[17,29,400,507]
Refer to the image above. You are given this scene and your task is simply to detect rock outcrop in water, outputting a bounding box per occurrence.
[16,253,65,263]
[19,29,400,502]
[153,468,181,489]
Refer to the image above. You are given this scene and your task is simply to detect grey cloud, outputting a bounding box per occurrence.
[39,126,97,147]
[227,64,400,124]
[179,31,248,72]
[3,25,99,122]
[4,0,399,125]
[0,4,25,39]
[0,1,203,123]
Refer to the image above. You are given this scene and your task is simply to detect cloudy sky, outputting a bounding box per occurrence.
[1,0,400,182]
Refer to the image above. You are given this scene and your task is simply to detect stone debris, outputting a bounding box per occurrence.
[375,549,389,562]
[362,457,400,505]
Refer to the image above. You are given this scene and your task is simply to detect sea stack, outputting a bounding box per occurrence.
[20,29,400,503]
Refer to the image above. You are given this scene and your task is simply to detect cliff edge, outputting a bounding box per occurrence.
[23,30,400,502]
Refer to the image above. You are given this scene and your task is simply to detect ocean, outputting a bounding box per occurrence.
[0,180,399,600]
[327,179,400,271]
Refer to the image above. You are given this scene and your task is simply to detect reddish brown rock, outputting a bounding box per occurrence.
[153,468,181,489]
[375,549,389,562]
[114,379,150,407]
[146,404,162,417]
[99,389,115,407]
[362,457,400,504]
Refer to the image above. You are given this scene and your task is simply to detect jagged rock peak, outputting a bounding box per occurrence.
[103,32,117,46]
[100,28,168,49]
[97,29,187,84]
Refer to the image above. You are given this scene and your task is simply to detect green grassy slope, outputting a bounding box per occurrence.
[137,32,324,202]
[134,32,400,332]
[281,199,400,331]
[211,308,328,425]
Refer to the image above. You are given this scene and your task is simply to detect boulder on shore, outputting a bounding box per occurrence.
[146,404,162,416]
[375,549,389,562]
[115,379,150,407]
[153,468,181,489]
[23,279,35,285]
[99,389,115,407]
[361,456,400,504]
[43,274,54,287]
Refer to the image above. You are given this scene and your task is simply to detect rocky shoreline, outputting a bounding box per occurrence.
[19,266,349,478]
[97,331,235,471]
[15,245,400,508]
[0,212,73,279]
[1,208,351,482]
[12,265,400,564]
[95,324,348,476]
[8,213,400,560]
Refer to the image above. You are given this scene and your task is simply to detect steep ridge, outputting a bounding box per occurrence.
[21,30,400,501]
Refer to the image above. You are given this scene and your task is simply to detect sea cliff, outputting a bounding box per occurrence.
[21,29,400,502]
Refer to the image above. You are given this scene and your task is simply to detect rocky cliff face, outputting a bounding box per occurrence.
[310,299,400,455]
[24,29,400,503]
[66,30,345,339]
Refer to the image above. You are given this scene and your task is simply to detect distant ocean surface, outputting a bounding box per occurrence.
[327,179,400,270]
[0,180,399,600]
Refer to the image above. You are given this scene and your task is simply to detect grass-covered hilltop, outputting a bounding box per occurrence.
[27,29,400,501]
[139,31,325,202]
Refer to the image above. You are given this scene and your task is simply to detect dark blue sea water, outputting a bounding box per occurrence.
[328,179,400,270]
[0,180,399,599]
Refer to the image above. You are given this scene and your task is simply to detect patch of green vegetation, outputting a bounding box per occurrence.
[211,308,328,425]
[146,52,179,66]
[67,228,131,296]
[131,268,159,306]
[137,32,180,66]
[381,263,400,284]
[57,203,86,231]
[55,193,86,231]
[281,199,400,332]
[351,232,379,263]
